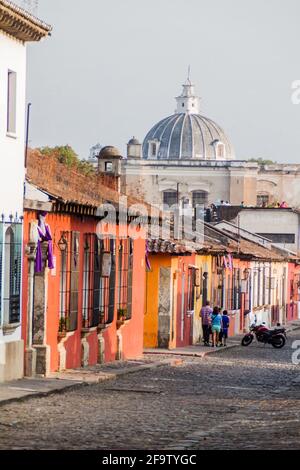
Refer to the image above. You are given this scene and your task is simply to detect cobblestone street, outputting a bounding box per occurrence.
[0,331,300,450]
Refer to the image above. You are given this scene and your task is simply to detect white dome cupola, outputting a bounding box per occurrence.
[175,77,201,114]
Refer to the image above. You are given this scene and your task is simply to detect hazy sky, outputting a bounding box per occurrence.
[26,0,300,162]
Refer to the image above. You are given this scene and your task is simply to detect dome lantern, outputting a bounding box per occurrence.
[175,77,201,115]
[127,137,142,159]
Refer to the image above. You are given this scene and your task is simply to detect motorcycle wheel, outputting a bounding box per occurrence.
[271,335,286,349]
[242,335,253,347]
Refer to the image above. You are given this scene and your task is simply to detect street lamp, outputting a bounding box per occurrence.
[58,233,68,252]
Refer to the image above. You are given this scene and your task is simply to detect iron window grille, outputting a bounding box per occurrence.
[117,238,133,320]
[202,272,209,307]
[163,191,178,208]
[192,191,208,208]
[59,231,80,332]
[82,235,116,328]
[212,271,224,308]
[187,268,196,311]
[0,222,22,325]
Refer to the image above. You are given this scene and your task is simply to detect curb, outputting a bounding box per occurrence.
[144,343,239,358]
[0,358,183,408]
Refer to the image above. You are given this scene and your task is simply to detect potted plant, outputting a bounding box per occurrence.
[116,308,128,328]
[117,308,127,322]
[58,317,69,339]
[99,310,105,325]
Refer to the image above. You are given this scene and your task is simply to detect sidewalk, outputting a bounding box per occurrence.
[0,357,182,407]
[145,341,239,358]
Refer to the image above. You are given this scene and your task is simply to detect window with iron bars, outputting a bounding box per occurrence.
[163,191,178,208]
[82,234,116,328]
[117,238,133,320]
[187,268,196,311]
[291,274,300,302]
[226,269,241,310]
[0,222,22,325]
[212,272,224,308]
[59,231,80,332]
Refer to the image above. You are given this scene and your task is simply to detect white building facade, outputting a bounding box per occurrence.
[0,0,51,382]
[96,78,300,212]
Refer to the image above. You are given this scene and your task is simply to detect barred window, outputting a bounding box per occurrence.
[59,231,79,332]
[117,238,133,320]
[192,191,208,208]
[163,191,178,208]
[82,235,116,328]
[187,268,196,311]
[202,272,209,307]
[212,272,224,308]
[0,222,22,325]
[233,269,241,310]
[257,195,269,207]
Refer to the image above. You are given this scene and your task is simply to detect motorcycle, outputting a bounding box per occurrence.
[242,323,287,349]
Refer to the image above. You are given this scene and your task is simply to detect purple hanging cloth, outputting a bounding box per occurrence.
[145,240,151,271]
[35,214,55,273]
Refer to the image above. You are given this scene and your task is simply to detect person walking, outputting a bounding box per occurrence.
[200,301,213,346]
[211,306,222,348]
[219,310,230,347]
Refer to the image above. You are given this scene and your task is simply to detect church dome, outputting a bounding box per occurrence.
[142,79,235,161]
[128,137,140,145]
[99,146,122,159]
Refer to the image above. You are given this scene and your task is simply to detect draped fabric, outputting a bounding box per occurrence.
[35,215,55,273]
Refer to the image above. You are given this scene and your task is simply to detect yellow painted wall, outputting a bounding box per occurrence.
[193,254,213,344]
[168,257,179,349]
[144,254,172,348]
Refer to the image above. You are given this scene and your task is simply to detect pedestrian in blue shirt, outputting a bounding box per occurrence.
[211,306,222,348]
[219,310,230,347]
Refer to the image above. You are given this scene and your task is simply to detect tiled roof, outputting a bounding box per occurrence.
[26,149,160,219]
[0,0,51,41]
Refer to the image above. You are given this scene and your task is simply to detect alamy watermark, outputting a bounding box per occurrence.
[291,80,300,104]
[95,197,205,246]
[292,340,300,365]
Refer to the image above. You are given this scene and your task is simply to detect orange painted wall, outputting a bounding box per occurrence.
[22,210,146,372]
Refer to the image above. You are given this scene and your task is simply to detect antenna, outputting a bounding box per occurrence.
[20,0,39,16]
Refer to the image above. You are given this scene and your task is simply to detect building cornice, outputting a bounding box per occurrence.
[0,0,51,42]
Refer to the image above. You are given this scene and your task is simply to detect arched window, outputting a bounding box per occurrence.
[257,194,270,207]
[151,143,157,157]
[163,191,178,208]
[3,224,22,325]
[192,191,208,208]
[105,162,113,173]
[148,140,160,159]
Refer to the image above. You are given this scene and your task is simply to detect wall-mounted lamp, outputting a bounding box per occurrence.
[58,233,68,252]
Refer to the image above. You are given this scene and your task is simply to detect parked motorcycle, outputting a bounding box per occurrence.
[242,323,287,349]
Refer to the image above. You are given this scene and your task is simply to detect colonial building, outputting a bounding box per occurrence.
[0,0,51,382]
[96,77,300,211]
[22,149,149,376]
[144,220,300,350]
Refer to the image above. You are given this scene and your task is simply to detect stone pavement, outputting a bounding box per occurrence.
[0,330,299,450]
[0,357,183,406]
